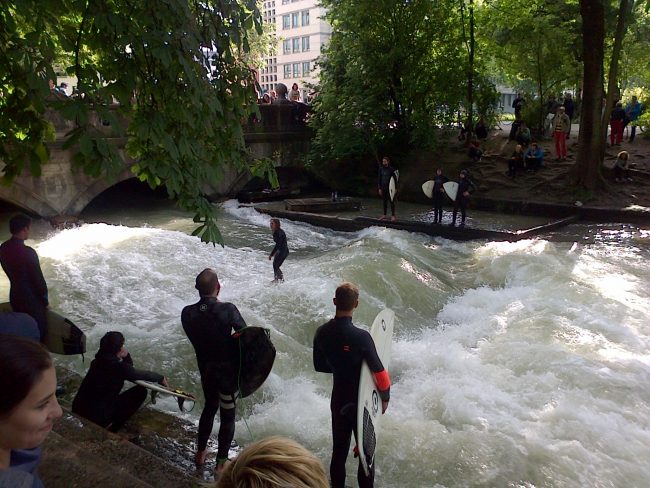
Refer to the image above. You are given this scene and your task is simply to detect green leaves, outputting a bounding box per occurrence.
[1,0,268,244]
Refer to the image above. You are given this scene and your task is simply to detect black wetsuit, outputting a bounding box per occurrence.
[432,174,449,223]
[72,351,163,432]
[377,165,397,217]
[181,297,246,459]
[270,228,289,281]
[452,177,476,226]
[0,237,48,338]
[313,317,388,488]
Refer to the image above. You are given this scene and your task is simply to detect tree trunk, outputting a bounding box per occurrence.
[574,0,605,189]
[600,0,632,153]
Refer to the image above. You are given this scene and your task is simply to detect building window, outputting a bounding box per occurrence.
[284,64,291,78]
[283,40,291,54]
[301,10,309,26]
[282,0,289,4]
[291,12,299,27]
[282,14,290,29]
[293,62,300,77]
[292,38,300,53]
[303,61,310,75]
[302,36,310,52]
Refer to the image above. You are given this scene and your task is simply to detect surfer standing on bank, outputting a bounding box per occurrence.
[377,156,397,221]
[268,218,289,283]
[451,170,476,227]
[181,268,247,473]
[432,168,449,224]
[313,282,391,488]
[0,215,49,339]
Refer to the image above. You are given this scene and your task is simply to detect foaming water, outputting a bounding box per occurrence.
[3,200,649,487]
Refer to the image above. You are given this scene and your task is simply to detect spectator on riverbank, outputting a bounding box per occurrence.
[625,96,642,142]
[0,334,63,488]
[509,144,525,178]
[524,142,544,171]
[614,150,632,183]
[552,106,570,160]
[475,117,488,140]
[562,93,575,139]
[512,93,525,120]
[610,102,626,146]
[468,140,483,163]
[289,83,301,102]
[515,121,531,147]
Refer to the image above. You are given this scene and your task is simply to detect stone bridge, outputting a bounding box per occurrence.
[0,104,312,218]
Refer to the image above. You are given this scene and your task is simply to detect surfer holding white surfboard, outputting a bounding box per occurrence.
[377,156,398,221]
[431,168,449,224]
[450,169,476,227]
[313,282,391,488]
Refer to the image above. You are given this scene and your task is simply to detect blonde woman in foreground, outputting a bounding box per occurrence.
[216,436,328,488]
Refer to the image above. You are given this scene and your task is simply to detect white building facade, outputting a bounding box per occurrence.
[259,0,332,100]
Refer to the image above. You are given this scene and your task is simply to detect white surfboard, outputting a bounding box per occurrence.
[357,308,394,477]
[389,175,397,202]
[133,380,196,402]
[422,180,435,198]
[443,181,459,201]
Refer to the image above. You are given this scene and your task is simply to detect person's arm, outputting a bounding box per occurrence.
[362,332,391,413]
[312,329,332,373]
[28,248,49,306]
[120,354,165,384]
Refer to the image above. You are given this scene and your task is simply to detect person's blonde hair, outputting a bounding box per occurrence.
[617,150,629,160]
[216,436,328,488]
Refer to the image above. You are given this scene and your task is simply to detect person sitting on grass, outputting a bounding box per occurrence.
[468,140,483,163]
[614,150,632,183]
[524,142,544,171]
[515,121,531,147]
[509,144,525,178]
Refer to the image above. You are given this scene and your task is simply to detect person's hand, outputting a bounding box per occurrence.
[382,400,389,414]
[378,188,382,196]
[463,191,470,197]
[268,254,273,260]
[161,377,169,387]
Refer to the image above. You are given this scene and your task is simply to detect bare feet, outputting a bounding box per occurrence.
[195,449,208,466]
[214,458,231,478]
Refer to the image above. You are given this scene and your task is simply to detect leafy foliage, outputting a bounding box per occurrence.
[0,0,273,244]
[309,0,469,165]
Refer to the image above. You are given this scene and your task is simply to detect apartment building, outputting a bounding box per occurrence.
[259,0,332,100]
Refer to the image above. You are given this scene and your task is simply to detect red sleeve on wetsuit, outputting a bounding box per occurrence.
[373,369,391,402]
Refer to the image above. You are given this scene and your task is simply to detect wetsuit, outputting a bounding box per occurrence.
[452,177,476,226]
[0,312,40,342]
[432,174,449,223]
[270,228,289,281]
[313,317,390,488]
[0,237,48,338]
[377,165,397,218]
[72,351,163,432]
[181,297,246,460]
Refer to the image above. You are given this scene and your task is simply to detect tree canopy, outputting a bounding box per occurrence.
[0,0,270,244]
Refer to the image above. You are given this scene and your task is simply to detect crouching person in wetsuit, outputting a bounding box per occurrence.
[72,331,167,432]
[313,282,391,488]
[182,268,247,474]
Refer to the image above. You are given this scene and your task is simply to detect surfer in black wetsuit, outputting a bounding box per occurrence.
[0,215,49,339]
[268,218,289,282]
[432,168,449,224]
[72,331,167,432]
[181,268,247,473]
[377,156,397,221]
[313,282,391,488]
[451,170,476,227]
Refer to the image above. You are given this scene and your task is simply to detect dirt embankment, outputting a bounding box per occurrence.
[397,124,650,210]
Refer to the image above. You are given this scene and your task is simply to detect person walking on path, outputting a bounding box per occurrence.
[624,96,642,142]
[610,102,626,146]
[552,106,571,160]
[313,282,391,488]
[269,219,289,283]
[0,215,49,339]
[377,156,398,221]
[182,269,247,474]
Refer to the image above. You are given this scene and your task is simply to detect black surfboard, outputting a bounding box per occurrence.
[232,326,276,398]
